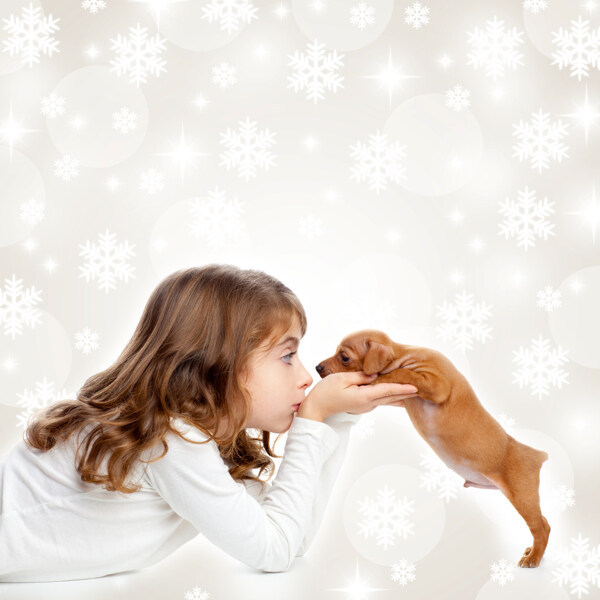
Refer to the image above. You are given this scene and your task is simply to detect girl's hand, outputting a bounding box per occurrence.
[297,371,419,422]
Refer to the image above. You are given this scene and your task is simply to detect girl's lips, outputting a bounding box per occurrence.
[292,403,301,411]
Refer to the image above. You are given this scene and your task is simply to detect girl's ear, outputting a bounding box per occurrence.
[363,342,394,375]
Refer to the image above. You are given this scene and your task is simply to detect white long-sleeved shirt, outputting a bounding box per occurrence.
[0,411,360,582]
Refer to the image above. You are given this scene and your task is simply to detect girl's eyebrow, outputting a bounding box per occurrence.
[276,336,300,349]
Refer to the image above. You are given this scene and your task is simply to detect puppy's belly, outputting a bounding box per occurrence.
[429,443,493,486]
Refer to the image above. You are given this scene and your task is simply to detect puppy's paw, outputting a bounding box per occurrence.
[518,547,541,568]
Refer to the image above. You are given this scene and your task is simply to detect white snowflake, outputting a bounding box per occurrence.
[19,198,45,225]
[512,335,569,399]
[356,484,415,550]
[287,38,344,103]
[2,3,60,68]
[139,168,165,194]
[74,327,100,354]
[0,274,43,340]
[16,376,68,429]
[219,116,276,181]
[497,413,516,430]
[211,61,237,87]
[349,129,406,195]
[184,585,210,600]
[552,533,600,599]
[466,16,524,80]
[188,186,245,249]
[445,84,471,111]
[419,451,462,503]
[552,484,576,511]
[390,559,416,586]
[405,2,430,30]
[512,108,569,172]
[54,154,79,181]
[354,413,375,440]
[110,22,167,87]
[112,106,137,134]
[40,92,65,119]
[498,186,555,251]
[537,285,562,312]
[349,2,375,30]
[298,214,323,239]
[81,0,107,14]
[490,559,516,586]
[201,0,258,35]
[523,0,548,14]
[551,16,600,81]
[78,228,136,294]
[435,290,493,353]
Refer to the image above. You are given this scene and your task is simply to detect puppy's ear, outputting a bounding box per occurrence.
[363,341,394,375]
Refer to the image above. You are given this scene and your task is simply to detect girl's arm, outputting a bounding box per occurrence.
[144,416,343,573]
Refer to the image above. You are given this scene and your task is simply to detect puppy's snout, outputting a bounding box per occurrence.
[315,363,324,375]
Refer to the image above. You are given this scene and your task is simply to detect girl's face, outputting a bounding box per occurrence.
[242,319,313,433]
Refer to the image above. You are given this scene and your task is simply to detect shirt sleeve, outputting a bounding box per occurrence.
[144,415,343,573]
[242,411,362,558]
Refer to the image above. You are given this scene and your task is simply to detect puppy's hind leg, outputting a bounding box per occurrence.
[485,440,550,568]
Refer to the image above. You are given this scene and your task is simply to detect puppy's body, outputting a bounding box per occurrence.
[316,330,551,568]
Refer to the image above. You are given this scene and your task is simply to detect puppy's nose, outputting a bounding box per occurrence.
[315,363,324,374]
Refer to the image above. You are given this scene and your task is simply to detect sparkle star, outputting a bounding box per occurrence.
[327,561,387,599]
[154,123,209,186]
[128,0,188,28]
[564,183,600,245]
[0,103,38,161]
[274,2,289,19]
[558,84,600,148]
[362,47,422,108]
[84,43,101,62]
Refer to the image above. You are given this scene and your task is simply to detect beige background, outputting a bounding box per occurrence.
[1,0,599,598]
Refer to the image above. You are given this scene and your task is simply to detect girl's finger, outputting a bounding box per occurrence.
[367,383,418,398]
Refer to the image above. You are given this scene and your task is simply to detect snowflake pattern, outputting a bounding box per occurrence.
[0,274,43,340]
[78,228,136,294]
[419,451,463,503]
[405,2,430,30]
[54,154,79,181]
[349,129,406,195]
[523,0,548,14]
[435,290,493,353]
[112,106,137,134]
[498,186,555,251]
[551,16,600,81]
[390,559,416,586]
[552,484,576,511]
[81,0,107,14]
[512,335,569,399]
[349,2,375,30]
[74,327,100,354]
[201,0,258,35]
[40,92,65,119]
[445,84,471,111]
[356,484,415,550]
[298,214,323,239]
[188,186,246,249]
[212,61,237,87]
[287,39,344,103]
[139,168,165,194]
[466,16,524,80]
[184,585,210,600]
[2,3,60,68]
[110,22,167,87]
[536,285,562,312]
[490,559,516,586]
[19,199,45,225]
[551,533,600,599]
[512,108,569,172]
[219,116,276,180]
[16,377,68,429]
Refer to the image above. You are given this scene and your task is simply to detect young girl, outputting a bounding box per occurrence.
[0,264,417,582]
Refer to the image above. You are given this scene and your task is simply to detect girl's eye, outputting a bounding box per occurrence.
[282,351,297,364]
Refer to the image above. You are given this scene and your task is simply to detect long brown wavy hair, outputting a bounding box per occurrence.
[24,264,307,495]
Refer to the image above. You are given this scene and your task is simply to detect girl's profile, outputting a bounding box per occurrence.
[0,263,416,582]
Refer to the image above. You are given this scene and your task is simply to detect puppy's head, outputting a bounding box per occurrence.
[315,329,395,378]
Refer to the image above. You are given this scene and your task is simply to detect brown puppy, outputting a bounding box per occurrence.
[316,329,551,568]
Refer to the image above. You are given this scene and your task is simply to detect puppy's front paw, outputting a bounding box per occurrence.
[518,547,541,568]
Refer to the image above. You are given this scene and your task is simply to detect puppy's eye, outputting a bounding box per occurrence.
[340,355,350,363]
